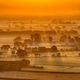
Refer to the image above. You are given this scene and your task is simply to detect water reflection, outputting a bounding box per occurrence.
[27,56,80,67]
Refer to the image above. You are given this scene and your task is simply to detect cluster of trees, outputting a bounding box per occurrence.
[59,35,75,43]
[13,36,60,56]
[0,36,57,57]
[1,29,79,58]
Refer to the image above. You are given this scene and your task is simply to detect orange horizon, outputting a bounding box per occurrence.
[0,0,80,17]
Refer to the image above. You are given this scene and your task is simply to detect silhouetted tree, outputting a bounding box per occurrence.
[31,33,41,45]
[60,34,67,43]
[51,46,58,52]
[16,48,27,58]
[1,45,10,50]
[48,36,53,43]
[51,46,60,57]
[13,36,23,49]
[38,47,47,53]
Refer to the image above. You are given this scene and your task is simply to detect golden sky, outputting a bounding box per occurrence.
[0,0,80,16]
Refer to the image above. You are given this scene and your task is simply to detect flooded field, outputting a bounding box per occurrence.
[27,57,80,66]
[0,34,80,67]
[0,56,80,67]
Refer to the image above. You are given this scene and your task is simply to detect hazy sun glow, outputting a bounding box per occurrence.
[0,0,80,17]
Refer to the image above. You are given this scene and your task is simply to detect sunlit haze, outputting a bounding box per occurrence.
[0,0,80,17]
